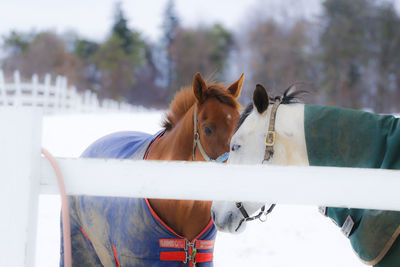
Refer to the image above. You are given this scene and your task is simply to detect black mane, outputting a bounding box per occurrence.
[280,84,309,104]
[236,84,309,131]
[236,103,254,131]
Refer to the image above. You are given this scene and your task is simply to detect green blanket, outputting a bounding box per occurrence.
[305,104,400,265]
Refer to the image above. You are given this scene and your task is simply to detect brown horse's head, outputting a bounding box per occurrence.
[192,72,244,161]
[162,72,244,161]
[149,73,244,240]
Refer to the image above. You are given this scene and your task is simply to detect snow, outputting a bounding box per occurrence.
[37,111,366,267]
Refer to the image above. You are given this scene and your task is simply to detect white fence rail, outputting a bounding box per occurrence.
[1,107,400,266]
[0,70,135,114]
[40,157,400,212]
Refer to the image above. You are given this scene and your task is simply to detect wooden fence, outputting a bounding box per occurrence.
[1,107,399,266]
[0,70,135,114]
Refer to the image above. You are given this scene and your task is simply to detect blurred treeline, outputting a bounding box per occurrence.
[1,0,400,112]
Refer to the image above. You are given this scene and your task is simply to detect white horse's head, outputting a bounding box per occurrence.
[212,84,308,233]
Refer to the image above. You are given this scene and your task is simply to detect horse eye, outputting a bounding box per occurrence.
[231,144,241,151]
[203,126,213,136]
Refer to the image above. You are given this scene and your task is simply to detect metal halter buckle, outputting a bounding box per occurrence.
[265,131,276,146]
[194,132,200,141]
[183,240,196,264]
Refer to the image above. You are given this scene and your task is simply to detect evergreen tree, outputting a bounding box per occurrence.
[207,24,234,74]
[2,31,34,56]
[74,39,99,60]
[93,2,146,100]
[162,0,179,90]
[113,2,135,54]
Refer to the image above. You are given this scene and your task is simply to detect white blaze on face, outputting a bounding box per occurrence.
[228,106,269,165]
[226,113,232,120]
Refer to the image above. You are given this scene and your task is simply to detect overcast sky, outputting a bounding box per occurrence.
[2,0,399,43]
[1,0,324,42]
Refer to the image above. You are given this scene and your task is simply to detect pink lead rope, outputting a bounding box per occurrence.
[41,148,72,267]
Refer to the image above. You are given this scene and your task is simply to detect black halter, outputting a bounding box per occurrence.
[234,202,276,232]
[234,97,282,231]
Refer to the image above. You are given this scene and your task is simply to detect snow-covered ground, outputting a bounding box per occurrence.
[37,110,366,267]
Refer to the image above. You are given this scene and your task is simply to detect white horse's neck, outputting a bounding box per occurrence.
[229,103,309,166]
[268,103,309,166]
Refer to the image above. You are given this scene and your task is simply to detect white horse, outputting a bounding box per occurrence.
[211,84,307,233]
[211,84,400,266]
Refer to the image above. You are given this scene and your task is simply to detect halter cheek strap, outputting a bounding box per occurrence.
[263,97,282,162]
[192,104,229,163]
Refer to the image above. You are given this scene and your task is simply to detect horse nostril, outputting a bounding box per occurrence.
[231,144,241,151]
[228,212,233,221]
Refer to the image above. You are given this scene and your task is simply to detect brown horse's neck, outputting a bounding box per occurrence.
[147,105,196,161]
[146,105,212,240]
[147,199,212,240]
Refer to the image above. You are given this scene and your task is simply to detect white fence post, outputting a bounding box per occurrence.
[32,74,39,107]
[13,70,22,107]
[0,70,5,106]
[83,90,91,113]
[91,92,99,113]
[0,107,42,267]
[72,86,80,112]
[68,86,76,111]
[54,75,62,112]
[43,74,51,113]
[60,77,68,111]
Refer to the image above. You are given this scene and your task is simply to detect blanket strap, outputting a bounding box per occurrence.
[159,239,215,266]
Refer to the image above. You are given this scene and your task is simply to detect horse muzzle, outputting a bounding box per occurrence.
[211,201,247,234]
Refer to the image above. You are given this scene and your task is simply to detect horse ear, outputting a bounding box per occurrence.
[227,73,244,98]
[253,84,269,114]
[193,72,207,103]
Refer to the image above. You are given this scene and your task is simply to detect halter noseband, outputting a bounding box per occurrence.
[235,202,276,232]
[192,104,229,163]
[234,97,282,231]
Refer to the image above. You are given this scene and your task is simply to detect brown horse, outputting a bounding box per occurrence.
[62,72,244,267]
[146,72,244,240]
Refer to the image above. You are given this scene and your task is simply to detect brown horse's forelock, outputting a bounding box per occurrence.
[205,85,240,110]
[162,83,240,131]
